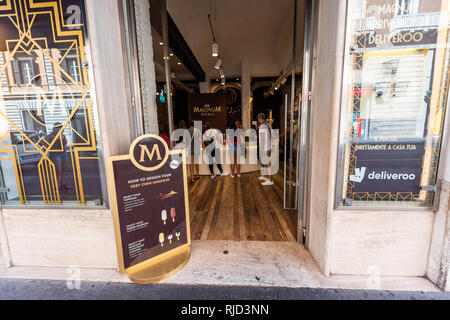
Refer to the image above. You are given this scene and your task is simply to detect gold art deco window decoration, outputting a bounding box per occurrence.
[0,0,104,206]
[337,0,449,208]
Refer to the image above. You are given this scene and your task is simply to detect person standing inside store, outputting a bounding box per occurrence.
[203,121,228,179]
[257,113,274,186]
[158,120,170,147]
[42,122,71,190]
[174,120,187,147]
[227,121,245,178]
[187,120,201,184]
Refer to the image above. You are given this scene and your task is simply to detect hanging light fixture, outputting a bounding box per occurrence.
[221,78,226,85]
[208,14,219,57]
[219,69,225,79]
[215,58,222,70]
[212,43,219,57]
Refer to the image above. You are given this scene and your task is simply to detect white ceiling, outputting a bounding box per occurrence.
[166,0,305,80]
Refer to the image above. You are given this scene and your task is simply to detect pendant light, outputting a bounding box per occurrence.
[215,58,222,70]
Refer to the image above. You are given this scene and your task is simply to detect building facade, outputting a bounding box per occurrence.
[0,0,448,292]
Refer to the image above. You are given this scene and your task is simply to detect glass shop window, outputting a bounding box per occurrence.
[337,0,449,208]
[0,0,105,207]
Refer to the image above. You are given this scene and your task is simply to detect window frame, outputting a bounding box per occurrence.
[0,2,108,210]
[334,0,449,211]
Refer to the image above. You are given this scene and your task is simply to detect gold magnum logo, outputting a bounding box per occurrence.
[139,144,162,162]
[129,135,169,172]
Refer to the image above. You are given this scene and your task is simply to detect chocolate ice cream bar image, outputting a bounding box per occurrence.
[170,207,176,222]
[161,210,167,225]
[168,234,173,244]
[159,233,165,247]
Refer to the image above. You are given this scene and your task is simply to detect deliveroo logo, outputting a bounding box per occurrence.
[350,167,417,184]
[349,167,367,183]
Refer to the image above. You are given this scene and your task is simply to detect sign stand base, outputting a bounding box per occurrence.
[126,246,191,284]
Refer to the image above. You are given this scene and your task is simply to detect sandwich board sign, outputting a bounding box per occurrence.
[106,134,191,284]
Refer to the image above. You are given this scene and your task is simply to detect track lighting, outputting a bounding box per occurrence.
[219,69,225,79]
[215,59,222,70]
[212,43,219,57]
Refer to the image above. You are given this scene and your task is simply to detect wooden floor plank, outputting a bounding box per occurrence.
[201,179,224,240]
[189,170,297,242]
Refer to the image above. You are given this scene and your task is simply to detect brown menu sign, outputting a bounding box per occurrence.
[107,135,190,273]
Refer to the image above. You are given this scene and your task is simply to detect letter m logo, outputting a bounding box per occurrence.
[139,144,162,162]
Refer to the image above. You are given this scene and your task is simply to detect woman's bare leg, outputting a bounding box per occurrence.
[189,156,195,182]
[235,154,241,175]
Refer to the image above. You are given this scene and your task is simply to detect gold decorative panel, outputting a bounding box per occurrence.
[0,0,103,206]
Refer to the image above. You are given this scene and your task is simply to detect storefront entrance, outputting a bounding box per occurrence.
[121,0,313,244]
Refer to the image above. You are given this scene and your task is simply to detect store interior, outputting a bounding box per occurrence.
[147,0,306,241]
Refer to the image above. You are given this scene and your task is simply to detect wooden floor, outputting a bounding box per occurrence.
[188,170,297,241]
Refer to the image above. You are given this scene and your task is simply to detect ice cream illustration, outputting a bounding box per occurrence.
[171,207,176,222]
[161,210,167,225]
[168,234,173,244]
[159,233,165,247]
[175,228,181,241]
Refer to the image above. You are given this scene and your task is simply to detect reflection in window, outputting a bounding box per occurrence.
[10,52,42,86]
[337,0,449,208]
[0,0,104,207]
[60,51,81,84]
[396,0,419,16]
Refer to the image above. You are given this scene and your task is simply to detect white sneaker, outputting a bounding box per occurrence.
[211,175,216,179]
[261,180,274,186]
[259,176,266,181]
[220,173,229,176]
[237,174,241,178]
[230,174,234,178]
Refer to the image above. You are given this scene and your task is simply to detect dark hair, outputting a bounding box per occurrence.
[52,122,62,133]
[178,120,187,129]
[204,121,212,130]
[188,119,195,127]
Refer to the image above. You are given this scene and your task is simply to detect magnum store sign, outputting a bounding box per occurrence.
[107,135,191,284]
[189,93,227,131]
[355,1,440,49]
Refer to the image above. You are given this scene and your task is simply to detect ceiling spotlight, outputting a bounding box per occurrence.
[219,70,225,79]
[169,53,174,57]
[159,42,164,46]
[215,59,222,70]
[281,78,287,85]
[221,78,226,85]
[236,78,240,81]
[212,43,219,57]
[177,62,182,65]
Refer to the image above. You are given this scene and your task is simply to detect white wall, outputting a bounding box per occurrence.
[330,210,434,276]
[2,209,117,268]
[306,0,347,275]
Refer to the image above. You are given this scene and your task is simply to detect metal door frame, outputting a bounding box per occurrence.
[296,0,317,245]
